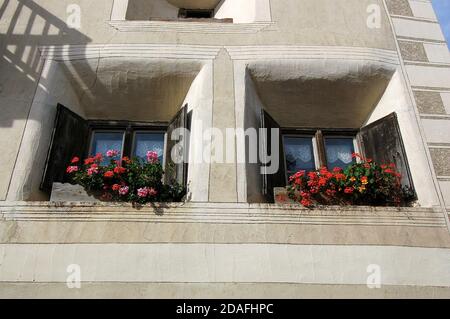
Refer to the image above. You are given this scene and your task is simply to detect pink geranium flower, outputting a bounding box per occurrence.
[106,150,119,158]
[66,166,78,173]
[87,164,99,176]
[146,151,159,164]
[137,187,149,197]
[118,186,129,196]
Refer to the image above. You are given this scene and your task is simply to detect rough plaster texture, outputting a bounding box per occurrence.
[65,58,201,121]
[430,148,450,177]
[413,91,446,114]
[398,41,428,62]
[247,59,395,128]
[386,0,413,16]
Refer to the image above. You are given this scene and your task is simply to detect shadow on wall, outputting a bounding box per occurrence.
[0,0,102,201]
[0,0,96,127]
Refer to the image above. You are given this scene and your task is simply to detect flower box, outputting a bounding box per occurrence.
[65,150,185,204]
[284,153,415,208]
[50,182,105,202]
[274,187,297,205]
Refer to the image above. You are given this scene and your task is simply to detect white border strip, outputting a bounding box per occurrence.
[0,243,448,287]
[108,20,276,33]
[225,46,400,64]
[39,44,222,61]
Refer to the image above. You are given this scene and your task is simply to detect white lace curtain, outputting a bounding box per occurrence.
[285,144,312,163]
[325,144,353,164]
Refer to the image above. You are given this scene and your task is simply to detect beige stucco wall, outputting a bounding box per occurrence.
[1,0,449,299]
[0,202,449,298]
[0,0,398,202]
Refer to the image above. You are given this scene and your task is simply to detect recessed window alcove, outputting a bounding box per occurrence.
[109,0,273,32]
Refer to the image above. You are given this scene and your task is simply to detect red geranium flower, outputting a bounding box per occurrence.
[84,157,95,165]
[300,198,313,207]
[318,177,328,187]
[344,187,354,194]
[71,157,80,164]
[94,153,103,162]
[104,171,114,178]
[113,166,126,174]
[308,172,317,180]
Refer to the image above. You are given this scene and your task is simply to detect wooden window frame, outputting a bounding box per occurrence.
[281,128,359,181]
[87,120,168,164]
[282,134,320,184]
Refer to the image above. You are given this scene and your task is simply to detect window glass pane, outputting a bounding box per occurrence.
[90,131,124,165]
[133,132,165,163]
[325,137,355,170]
[283,136,316,178]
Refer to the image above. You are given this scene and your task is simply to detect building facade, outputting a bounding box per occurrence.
[0,0,449,297]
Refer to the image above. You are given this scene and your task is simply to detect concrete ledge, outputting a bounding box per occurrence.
[108,20,275,33]
[1,202,449,247]
[1,282,449,299]
[0,201,446,227]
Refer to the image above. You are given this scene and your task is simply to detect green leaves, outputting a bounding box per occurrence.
[67,154,185,203]
[287,159,411,207]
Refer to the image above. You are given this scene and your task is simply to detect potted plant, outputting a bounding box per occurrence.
[65,150,185,203]
[285,153,415,208]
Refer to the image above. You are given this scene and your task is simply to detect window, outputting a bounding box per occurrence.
[178,9,214,19]
[283,136,316,176]
[88,129,165,165]
[90,131,125,165]
[132,132,165,163]
[260,109,415,202]
[41,104,190,193]
[324,137,356,170]
[282,132,357,181]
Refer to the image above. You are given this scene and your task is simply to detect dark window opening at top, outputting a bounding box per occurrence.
[178,9,214,19]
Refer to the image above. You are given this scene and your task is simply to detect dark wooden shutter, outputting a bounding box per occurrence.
[40,104,89,192]
[165,105,189,187]
[358,112,415,195]
[260,109,286,202]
